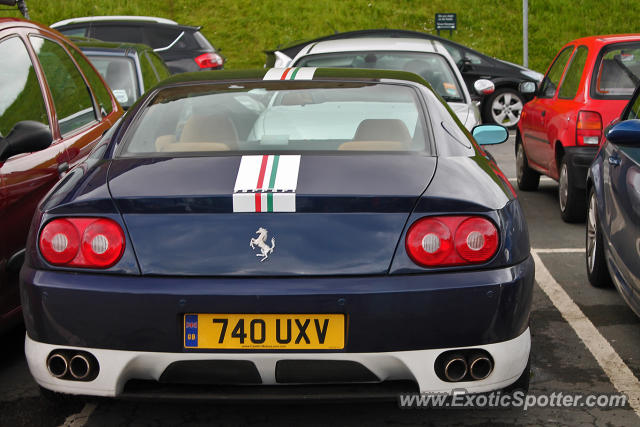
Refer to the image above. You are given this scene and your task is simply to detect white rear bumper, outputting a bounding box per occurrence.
[26,328,530,397]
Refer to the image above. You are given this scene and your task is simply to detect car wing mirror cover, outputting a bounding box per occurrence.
[472,124,509,145]
[474,79,495,95]
[606,119,640,146]
[0,121,53,162]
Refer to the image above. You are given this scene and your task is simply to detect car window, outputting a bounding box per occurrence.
[58,27,87,38]
[139,53,158,90]
[558,46,589,100]
[539,46,574,99]
[296,51,465,102]
[68,46,114,116]
[146,27,181,49]
[145,51,171,81]
[624,91,640,120]
[193,31,215,50]
[119,82,430,156]
[91,25,145,45]
[30,36,97,136]
[0,36,49,138]
[592,42,640,99]
[441,44,462,64]
[464,50,485,65]
[84,55,139,108]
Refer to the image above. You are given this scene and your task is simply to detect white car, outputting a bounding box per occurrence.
[288,38,494,130]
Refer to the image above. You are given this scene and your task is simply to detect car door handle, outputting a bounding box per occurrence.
[608,155,621,166]
[541,110,546,117]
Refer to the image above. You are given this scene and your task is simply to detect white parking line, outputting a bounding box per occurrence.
[58,403,96,427]
[532,251,640,418]
[534,248,584,253]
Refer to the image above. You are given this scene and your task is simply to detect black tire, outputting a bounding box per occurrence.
[516,139,540,191]
[482,88,525,129]
[586,187,613,288]
[503,357,531,393]
[558,157,587,222]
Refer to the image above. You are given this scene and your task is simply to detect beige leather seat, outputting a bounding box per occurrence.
[155,115,239,152]
[339,119,411,151]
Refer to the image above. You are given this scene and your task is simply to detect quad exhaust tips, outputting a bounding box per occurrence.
[46,350,99,381]
[436,349,494,382]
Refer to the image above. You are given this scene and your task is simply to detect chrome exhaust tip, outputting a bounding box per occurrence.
[444,354,468,382]
[46,353,68,378]
[69,354,91,380]
[469,353,493,380]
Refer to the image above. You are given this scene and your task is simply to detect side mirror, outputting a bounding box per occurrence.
[0,121,53,162]
[472,124,509,145]
[474,79,495,96]
[459,58,472,72]
[519,81,537,95]
[606,119,640,146]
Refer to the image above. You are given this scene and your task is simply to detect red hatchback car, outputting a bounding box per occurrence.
[0,18,123,332]
[517,34,640,222]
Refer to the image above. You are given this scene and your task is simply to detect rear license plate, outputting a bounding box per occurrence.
[184,314,345,349]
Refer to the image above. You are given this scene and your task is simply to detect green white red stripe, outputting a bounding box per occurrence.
[233,155,301,212]
[263,67,316,81]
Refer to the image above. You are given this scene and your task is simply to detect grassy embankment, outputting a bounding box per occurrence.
[11,0,640,73]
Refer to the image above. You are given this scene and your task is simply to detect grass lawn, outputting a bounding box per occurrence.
[11,0,640,73]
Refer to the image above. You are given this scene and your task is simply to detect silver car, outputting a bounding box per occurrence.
[288,38,495,130]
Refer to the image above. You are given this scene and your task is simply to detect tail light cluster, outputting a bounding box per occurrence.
[405,216,499,267]
[39,218,125,268]
[194,52,224,69]
[577,111,602,145]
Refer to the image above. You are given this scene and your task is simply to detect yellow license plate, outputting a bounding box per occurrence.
[184,314,345,350]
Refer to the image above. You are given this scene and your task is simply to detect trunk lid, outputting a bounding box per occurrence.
[107,154,436,276]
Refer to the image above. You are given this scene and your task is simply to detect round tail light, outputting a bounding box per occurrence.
[39,219,80,264]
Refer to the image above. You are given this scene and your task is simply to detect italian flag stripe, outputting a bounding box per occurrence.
[233,155,301,212]
[263,67,316,81]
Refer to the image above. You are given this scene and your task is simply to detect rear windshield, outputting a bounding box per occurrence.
[85,55,139,108]
[295,52,465,103]
[592,42,640,99]
[119,81,430,156]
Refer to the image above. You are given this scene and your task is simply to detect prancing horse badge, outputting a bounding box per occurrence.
[250,227,275,262]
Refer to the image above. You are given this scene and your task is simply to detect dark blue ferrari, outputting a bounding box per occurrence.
[586,87,640,317]
[21,68,533,399]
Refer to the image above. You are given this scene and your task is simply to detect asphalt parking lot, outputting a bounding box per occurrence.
[1,133,639,427]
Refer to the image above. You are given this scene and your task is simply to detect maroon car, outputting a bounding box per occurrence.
[0,18,123,332]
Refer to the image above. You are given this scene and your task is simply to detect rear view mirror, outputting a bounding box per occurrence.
[474,79,495,96]
[606,119,640,146]
[0,121,52,162]
[519,81,537,94]
[472,124,509,145]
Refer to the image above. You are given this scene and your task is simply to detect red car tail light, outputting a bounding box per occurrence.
[406,216,499,267]
[39,218,125,268]
[194,52,223,69]
[577,111,602,145]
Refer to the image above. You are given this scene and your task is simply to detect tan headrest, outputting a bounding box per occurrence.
[352,119,411,144]
[180,115,239,146]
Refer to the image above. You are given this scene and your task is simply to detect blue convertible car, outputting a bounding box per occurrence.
[21,68,533,399]
[587,86,640,317]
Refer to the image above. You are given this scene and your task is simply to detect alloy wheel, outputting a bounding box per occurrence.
[587,192,597,273]
[559,163,569,212]
[491,91,524,127]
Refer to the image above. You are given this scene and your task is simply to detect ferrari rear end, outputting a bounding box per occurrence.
[21,68,533,400]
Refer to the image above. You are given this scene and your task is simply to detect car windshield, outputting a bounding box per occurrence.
[85,55,139,108]
[592,42,640,98]
[295,52,465,103]
[119,81,430,156]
